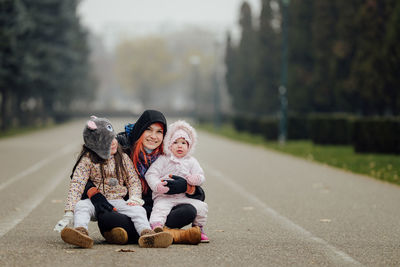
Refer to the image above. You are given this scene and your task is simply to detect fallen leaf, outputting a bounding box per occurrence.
[116,249,135,252]
[320,219,331,223]
[51,199,63,203]
[65,250,75,254]
[215,229,224,232]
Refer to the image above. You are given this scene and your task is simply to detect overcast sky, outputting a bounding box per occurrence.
[78,0,261,46]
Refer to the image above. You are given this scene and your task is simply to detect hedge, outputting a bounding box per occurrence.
[308,113,355,145]
[287,114,309,140]
[232,114,278,140]
[230,113,399,154]
[353,117,400,154]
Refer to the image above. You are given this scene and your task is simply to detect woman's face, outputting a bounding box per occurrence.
[142,123,164,150]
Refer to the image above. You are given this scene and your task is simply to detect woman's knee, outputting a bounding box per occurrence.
[97,211,139,243]
[165,203,197,228]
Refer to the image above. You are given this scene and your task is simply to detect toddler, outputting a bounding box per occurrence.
[145,120,209,242]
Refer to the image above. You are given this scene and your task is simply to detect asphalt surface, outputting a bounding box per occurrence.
[0,118,399,266]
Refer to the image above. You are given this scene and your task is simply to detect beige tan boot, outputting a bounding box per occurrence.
[61,227,94,248]
[138,229,173,248]
[163,226,201,245]
[103,227,128,245]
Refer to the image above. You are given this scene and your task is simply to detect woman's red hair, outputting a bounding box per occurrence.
[131,122,164,193]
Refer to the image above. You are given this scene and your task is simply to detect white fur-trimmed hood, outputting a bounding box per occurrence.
[164,120,197,157]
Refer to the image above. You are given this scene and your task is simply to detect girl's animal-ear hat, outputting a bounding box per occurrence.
[83,116,116,159]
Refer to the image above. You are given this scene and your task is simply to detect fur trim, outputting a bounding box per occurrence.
[164,120,197,157]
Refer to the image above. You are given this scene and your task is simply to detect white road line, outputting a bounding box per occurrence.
[204,163,363,267]
[0,167,68,238]
[0,143,77,192]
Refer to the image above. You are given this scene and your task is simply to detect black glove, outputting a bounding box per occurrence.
[90,192,116,216]
[165,175,187,195]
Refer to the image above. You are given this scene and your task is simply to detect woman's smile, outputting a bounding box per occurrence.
[142,123,164,150]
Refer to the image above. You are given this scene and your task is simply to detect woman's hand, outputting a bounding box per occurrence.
[165,174,188,194]
[88,187,117,214]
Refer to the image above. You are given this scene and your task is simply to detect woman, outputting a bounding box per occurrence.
[83,110,205,244]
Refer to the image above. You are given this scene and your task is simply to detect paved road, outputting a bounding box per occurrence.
[0,118,399,266]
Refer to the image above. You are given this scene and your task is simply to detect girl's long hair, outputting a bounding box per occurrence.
[131,122,164,193]
[72,144,128,193]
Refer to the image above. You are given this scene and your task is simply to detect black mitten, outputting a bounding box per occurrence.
[165,175,187,195]
[81,179,96,200]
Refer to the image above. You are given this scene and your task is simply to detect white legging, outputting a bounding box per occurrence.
[74,199,150,235]
[150,197,208,227]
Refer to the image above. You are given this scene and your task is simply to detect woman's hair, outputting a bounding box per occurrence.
[131,122,164,193]
[72,144,128,192]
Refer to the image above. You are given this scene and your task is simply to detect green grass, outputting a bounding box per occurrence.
[200,124,400,186]
[0,123,55,139]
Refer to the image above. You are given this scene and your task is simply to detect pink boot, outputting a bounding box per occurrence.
[199,226,209,243]
[151,222,164,233]
[200,232,209,243]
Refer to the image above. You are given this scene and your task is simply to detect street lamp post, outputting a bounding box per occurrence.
[279,0,290,144]
[190,56,200,122]
[213,39,222,129]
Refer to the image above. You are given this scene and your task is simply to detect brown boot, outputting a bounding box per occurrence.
[163,226,201,245]
[138,229,173,248]
[103,227,128,245]
[61,227,94,248]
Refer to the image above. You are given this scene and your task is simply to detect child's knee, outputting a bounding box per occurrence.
[75,199,92,212]
[196,201,208,214]
[129,205,147,215]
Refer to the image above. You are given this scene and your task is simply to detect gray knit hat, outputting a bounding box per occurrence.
[83,116,116,159]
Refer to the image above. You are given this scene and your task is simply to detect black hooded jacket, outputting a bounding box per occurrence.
[117,109,167,154]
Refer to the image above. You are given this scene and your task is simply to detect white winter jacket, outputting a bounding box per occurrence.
[145,120,205,199]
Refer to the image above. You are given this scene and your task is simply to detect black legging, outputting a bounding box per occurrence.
[97,203,197,243]
[84,179,205,243]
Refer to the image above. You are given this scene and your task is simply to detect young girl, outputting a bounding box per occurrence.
[54,116,172,248]
[145,120,209,242]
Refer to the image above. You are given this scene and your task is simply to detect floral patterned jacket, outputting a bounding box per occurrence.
[64,153,142,212]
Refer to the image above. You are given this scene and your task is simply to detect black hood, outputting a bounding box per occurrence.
[129,110,167,146]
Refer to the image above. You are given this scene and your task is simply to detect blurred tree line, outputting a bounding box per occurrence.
[225,0,400,117]
[0,0,94,131]
[113,30,223,115]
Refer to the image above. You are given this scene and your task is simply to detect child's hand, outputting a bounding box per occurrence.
[127,196,144,206]
[186,174,202,186]
[53,211,74,232]
[156,180,169,194]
